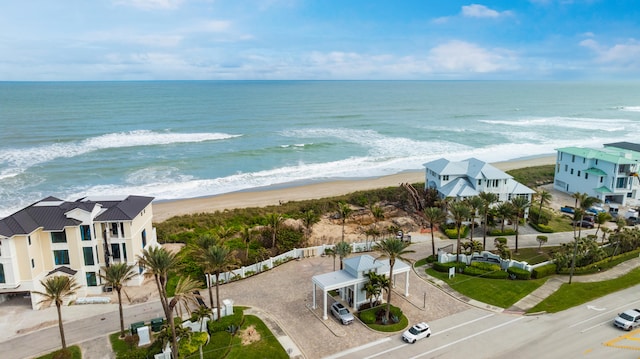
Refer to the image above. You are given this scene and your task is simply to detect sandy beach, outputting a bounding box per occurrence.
[152,155,556,222]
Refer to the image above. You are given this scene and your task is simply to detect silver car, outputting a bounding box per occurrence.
[331,302,354,325]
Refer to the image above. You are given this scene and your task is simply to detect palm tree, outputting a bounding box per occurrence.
[334,241,352,270]
[369,204,385,249]
[191,305,212,332]
[510,196,531,253]
[169,276,203,321]
[100,263,137,338]
[479,192,498,250]
[465,196,484,243]
[213,225,236,242]
[373,238,415,322]
[364,272,383,307]
[423,207,445,258]
[137,246,181,356]
[265,213,284,249]
[449,201,471,263]
[197,245,239,320]
[534,189,552,224]
[301,209,320,243]
[337,202,353,242]
[496,202,515,233]
[239,225,255,261]
[34,275,81,350]
[595,211,612,237]
[325,247,337,271]
[137,246,180,322]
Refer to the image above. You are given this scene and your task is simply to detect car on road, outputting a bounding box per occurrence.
[331,302,354,325]
[614,309,640,330]
[402,322,432,343]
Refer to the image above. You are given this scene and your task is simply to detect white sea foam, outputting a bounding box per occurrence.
[479,117,631,132]
[620,106,640,112]
[0,130,241,177]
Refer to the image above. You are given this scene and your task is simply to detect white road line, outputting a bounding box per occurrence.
[581,319,614,333]
[324,338,392,359]
[409,316,525,359]
[362,313,496,359]
[569,299,640,328]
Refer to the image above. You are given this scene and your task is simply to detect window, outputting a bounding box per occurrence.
[111,244,121,260]
[572,155,575,162]
[565,165,568,172]
[477,179,481,186]
[583,158,586,163]
[53,250,70,265]
[141,229,147,248]
[123,245,127,261]
[51,231,67,243]
[585,173,588,179]
[28,236,31,245]
[83,247,95,266]
[617,177,627,188]
[577,171,581,177]
[570,169,574,175]
[111,223,118,236]
[0,264,4,283]
[80,225,91,241]
[86,272,97,287]
[596,160,598,165]
[31,259,35,268]
[442,175,449,181]
[600,177,603,183]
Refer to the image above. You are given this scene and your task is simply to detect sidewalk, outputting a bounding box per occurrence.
[414,252,640,315]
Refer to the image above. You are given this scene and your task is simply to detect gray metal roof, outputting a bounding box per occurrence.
[604,142,640,153]
[0,195,154,237]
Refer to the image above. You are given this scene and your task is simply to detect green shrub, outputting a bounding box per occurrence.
[507,266,531,280]
[531,263,557,279]
[488,228,517,236]
[530,222,554,233]
[494,237,507,245]
[433,261,466,273]
[463,266,508,279]
[359,307,377,324]
[116,349,148,359]
[470,261,501,272]
[208,309,244,333]
[444,225,469,239]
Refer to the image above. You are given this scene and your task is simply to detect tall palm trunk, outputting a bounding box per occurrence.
[56,303,67,349]
[166,311,179,358]
[116,289,125,337]
[215,272,222,320]
[385,259,394,322]
[207,272,215,308]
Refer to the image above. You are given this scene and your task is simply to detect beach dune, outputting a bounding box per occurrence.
[152,155,555,222]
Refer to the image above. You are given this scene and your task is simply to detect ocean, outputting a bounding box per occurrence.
[1,80,639,217]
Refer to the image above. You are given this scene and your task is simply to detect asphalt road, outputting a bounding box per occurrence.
[328,284,640,359]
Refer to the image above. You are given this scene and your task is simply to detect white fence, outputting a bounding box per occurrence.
[438,250,535,272]
[207,241,376,286]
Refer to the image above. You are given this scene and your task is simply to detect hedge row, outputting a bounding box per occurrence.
[557,248,640,275]
[488,228,517,236]
[531,263,557,279]
[463,266,509,279]
[529,222,554,233]
[507,266,531,280]
[444,226,470,239]
[432,261,466,273]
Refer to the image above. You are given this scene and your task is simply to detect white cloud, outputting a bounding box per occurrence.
[461,4,512,18]
[114,0,185,10]
[427,40,517,73]
[580,38,640,66]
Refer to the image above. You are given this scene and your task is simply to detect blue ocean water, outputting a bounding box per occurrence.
[1,80,640,217]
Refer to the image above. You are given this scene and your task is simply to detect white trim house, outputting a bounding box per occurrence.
[311,254,410,320]
[0,195,158,309]
[554,142,640,205]
[424,157,535,203]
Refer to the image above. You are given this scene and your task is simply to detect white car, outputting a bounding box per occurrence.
[331,302,354,325]
[402,322,432,343]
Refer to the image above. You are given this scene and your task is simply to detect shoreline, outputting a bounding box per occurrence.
[152,155,556,222]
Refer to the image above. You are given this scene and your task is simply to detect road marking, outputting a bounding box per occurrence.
[323,338,391,359]
[361,313,496,359]
[587,305,606,311]
[408,316,525,359]
[569,299,640,328]
[580,319,615,333]
[604,328,640,351]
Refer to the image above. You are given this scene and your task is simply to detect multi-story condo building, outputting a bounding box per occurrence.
[0,195,156,309]
[554,142,640,205]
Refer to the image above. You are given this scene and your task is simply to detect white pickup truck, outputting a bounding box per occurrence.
[614,309,640,330]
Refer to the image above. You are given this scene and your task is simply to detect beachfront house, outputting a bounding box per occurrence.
[311,254,410,320]
[423,157,535,209]
[554,142,640,205]
[0,195,157,309]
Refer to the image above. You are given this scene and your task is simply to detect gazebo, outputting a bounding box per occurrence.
[311,254,410,320]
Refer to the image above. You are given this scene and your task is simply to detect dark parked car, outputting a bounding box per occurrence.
[574,220,595,228]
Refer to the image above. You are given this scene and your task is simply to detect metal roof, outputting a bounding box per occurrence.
[0,195,154,237]
[604,142,640,153]
[556,147,639,164]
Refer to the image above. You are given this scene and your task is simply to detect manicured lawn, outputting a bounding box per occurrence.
[426,268,547,308]
[110,308,288,359]
[528,267,640,313]
[511,246,559,265]
[35,346,81,359]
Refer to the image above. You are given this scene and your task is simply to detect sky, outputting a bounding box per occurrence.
[0,0,639,81]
